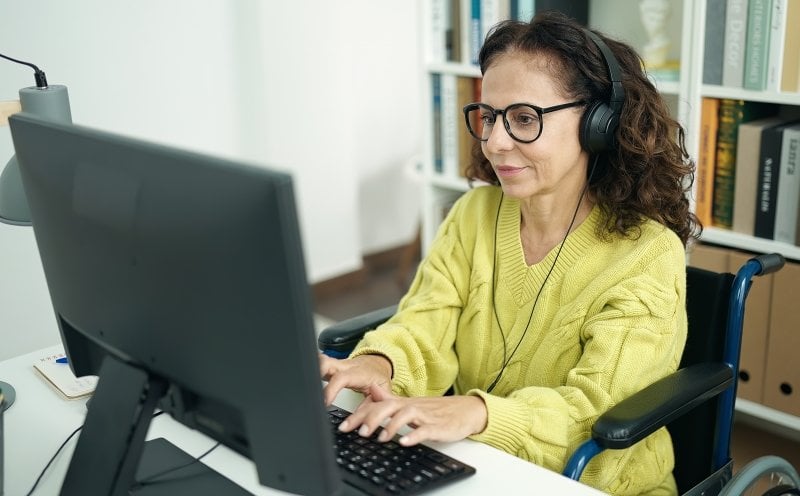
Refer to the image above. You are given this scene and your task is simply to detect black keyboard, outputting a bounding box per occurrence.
[328,406,476,495]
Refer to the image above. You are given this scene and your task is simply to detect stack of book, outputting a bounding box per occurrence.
[697,97,800,245]
[431,74,482,178]
[704,0,800,93]
[428,0,588,66]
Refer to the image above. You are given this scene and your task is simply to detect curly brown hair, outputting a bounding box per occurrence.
[465,11,701,246]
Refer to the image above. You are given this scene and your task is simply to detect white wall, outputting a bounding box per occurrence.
[0,0,422,359]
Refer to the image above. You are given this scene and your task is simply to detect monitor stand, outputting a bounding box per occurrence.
[59,356,252,496]
[131,438,252,496]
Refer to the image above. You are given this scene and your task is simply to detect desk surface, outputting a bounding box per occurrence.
[2,345,605,495]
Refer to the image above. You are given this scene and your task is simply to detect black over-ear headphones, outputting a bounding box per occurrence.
[579,30,625,154]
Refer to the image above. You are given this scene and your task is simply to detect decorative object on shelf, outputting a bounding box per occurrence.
[639,0,672,68]
[639,0,680,82]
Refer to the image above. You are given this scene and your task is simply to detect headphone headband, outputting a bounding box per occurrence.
[579,28,625,155]
[584,30,625,114]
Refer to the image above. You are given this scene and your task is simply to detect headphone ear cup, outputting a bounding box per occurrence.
[580,101,619,154]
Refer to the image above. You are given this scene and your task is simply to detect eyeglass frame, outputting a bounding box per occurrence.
[462,100,586,144]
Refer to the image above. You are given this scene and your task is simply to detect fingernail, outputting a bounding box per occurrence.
[338,420,349,431]
[399,436,410,446]
[358,425,370,437]
[378,430,389,442]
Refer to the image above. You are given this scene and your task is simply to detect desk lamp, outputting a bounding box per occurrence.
[0,53,72,411]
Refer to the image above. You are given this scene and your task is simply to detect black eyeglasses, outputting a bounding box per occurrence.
[462,101,586,143]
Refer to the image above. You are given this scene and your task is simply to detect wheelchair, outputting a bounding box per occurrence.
[318,252,799,495]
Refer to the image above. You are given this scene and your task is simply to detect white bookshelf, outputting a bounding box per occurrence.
[419,0,800,438]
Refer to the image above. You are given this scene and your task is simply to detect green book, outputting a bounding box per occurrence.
[744,0,774,90]
[712,99,777,228]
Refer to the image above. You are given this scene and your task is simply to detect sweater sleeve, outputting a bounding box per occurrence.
[349,193,475,397]
[468,248,685,494]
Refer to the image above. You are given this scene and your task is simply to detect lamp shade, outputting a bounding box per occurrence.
[0,84,72,225]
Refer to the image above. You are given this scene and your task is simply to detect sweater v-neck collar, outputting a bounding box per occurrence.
[495,197,601,306]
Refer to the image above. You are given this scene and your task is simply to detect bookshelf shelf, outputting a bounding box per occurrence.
[735,399,800,443]
[701,227,800,262]
[427,173,472,192]
[426,62,482,78]
[700,85,800,106]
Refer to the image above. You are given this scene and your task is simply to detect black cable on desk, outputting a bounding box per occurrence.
[24,424,83,496]
[24,410,220,495]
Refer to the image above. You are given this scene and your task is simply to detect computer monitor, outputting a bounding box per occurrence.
[9,112,342,495]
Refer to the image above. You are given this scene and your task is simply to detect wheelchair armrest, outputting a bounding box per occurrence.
[317,305,398,358]
[592,362,734,449]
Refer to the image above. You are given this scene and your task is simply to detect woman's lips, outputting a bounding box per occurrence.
[495,165,526,178]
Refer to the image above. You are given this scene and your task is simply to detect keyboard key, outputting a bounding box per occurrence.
[327,406,475,495]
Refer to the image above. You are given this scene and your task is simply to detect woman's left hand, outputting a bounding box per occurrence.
[338,384,488,446]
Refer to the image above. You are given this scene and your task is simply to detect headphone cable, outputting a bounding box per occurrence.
[486,155,599,394]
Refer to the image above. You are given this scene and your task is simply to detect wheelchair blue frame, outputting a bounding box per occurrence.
[563,254,786,487]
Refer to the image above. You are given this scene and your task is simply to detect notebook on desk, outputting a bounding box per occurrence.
[33,352,97,400]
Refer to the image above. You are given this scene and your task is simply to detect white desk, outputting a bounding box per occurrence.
[2,345,605,495]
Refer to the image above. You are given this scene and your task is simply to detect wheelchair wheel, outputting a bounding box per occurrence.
[719,456,800,496]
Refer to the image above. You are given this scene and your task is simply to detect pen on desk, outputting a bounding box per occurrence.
[56,357,68,364]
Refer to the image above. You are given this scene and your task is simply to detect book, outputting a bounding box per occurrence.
[431,74,443,173]
[447,0,461,62]
[773,122,800,244]
[713,99,776,229]
[456,76,478,178]
[481,0,500,49]
[766,0,788,91]
[33,352,97,399]
[732,116,788,235]
[470,0,481,64]
[723,0,750,87]
[696,98,720,227]
[779,0,800,92]
[440,74,459,178]
[754,120,797,239]
[743,0,773,90]
[429,0,448,63]
[704,0,729,85]
[510,0,535,21]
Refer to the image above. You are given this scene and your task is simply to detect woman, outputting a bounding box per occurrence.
[320,10,700,495]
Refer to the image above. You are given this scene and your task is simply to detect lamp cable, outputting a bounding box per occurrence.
[0,52,48,88]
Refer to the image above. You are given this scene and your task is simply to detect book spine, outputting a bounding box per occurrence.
[743,0,773,90]
[456,76,478,178]
[697,98,720,227]
[440,74,459,178]
[780,0,800,92]
[754,123,784,238]
[713,99,745,228]
[766,0,787,91]
[429,0,448,63]
[481,0,500,45]
[513,0,535,21]
[431,74,443,173]
[732,119,778,235]
[774,124,800,243]
[447,0,461,62]
[704,0,729,85]
[723,0,750,87]
[470,0,481,64]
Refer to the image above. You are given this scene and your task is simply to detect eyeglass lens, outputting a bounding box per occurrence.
[465,104,542,142]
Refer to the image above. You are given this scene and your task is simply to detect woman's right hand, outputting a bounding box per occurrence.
[319,353,393,406]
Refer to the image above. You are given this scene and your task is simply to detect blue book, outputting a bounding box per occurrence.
[470,0,481,65]
[431,74,443,173]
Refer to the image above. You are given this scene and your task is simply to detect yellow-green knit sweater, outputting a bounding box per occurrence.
[351,185,686,495]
